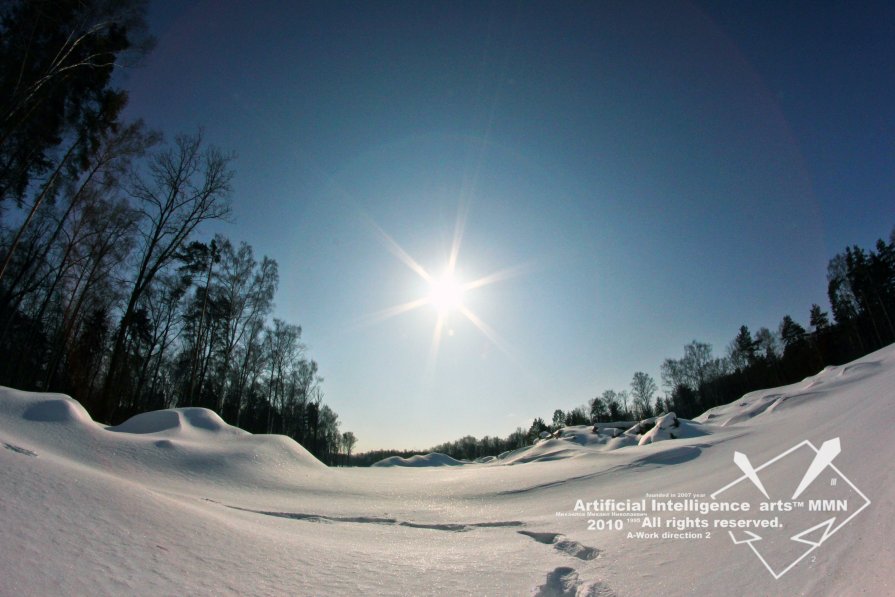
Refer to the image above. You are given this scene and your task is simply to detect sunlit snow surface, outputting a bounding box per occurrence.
[2,345,894,596]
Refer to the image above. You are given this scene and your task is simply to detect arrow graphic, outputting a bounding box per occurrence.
[733,451,770,499]
[791,437,841,500]
[790,518,836,548]
[729,530,763,545]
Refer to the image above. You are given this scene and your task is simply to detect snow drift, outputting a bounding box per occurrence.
[0,387,326,490]
[372,452,468,467]
[109,407,248,437]
[382,412,710,467]
[2,344,894,595]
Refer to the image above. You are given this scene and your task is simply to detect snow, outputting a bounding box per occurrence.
[109,407,248,437]
[634,413,706,446]
[2,344,895,595]
[372,452,468,467]
[19,392,93,424]
[693,357,886,427]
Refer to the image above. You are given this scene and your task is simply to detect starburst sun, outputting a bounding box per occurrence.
[362,206,531,372]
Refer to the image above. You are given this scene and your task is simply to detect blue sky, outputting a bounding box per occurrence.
[121,1,894,450]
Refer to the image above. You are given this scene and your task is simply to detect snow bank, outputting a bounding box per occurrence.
[636,412,704,445]
[694,346,893,427]
[370,418,702,468]
[109,407,248,437]
[493,415,709,465]
[372,452,468,467]
[0,386,326,484]
[1,388,96,426]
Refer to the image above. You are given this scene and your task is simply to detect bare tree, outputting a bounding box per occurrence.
[214,239,278,413]
[630,371,657,418]
[660,358,685,394]
[102,132,232,420]
[617,390,630,418]
[43,194,137,389]
[128,271,190,412]
[342,431,357,466]
[754,327,780,360]
[263,319,302,433]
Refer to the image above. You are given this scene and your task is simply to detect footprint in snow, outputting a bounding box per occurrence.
[533,567,616,597]
[518,530,600,560]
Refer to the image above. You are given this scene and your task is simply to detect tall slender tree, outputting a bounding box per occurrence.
[101,132,232,421]
[630,371,657,418]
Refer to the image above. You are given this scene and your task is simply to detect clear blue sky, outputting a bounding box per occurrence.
[121,1,894,451]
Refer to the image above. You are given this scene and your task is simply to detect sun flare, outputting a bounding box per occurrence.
[363,207,532,373]
[427,272,465,314]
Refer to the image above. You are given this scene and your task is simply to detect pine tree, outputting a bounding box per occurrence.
[730,325,756,370]
[779,315,806,350]
[809,304,830,331]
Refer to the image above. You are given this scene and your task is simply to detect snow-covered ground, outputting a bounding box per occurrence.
[2,345,894,596]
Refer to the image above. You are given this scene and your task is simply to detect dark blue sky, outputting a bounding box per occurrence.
[122,1,894,449]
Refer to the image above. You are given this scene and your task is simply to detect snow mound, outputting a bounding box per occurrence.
[209,433,328,475]
[553,425,612,447]
[372,452,468,467]
[109,407,248,437]
[638,412,684,445]
[0,387,94,426]
[0,386,326,483]
[496,416,708,465]
[22,396,94,424]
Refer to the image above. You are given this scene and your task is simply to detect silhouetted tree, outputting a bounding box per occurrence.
[809,304,830,331]
[630,371,657,418]
[551,409,565,430]
[564,407,589,426]
[669,384,698,419]
[0,0,152,281]
[341,431,357,466]
[102,132,232,421]
[779,315,806,351]
[728,325,756,371]
[754,327,780,362]
[528,417,548,442]
[588,395,608,422]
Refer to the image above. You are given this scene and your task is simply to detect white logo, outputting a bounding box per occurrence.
[711,437,870,579]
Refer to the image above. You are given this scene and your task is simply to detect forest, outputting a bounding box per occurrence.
[0,0,354,464]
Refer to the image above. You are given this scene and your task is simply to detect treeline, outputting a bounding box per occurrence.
[564,227,895,425]
[352,227,895,466]
[349,430,531,467]
[0,0,352,464]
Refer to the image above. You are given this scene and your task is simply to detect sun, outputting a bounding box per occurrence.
[360,203,533,373]
[427,271,465,314]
